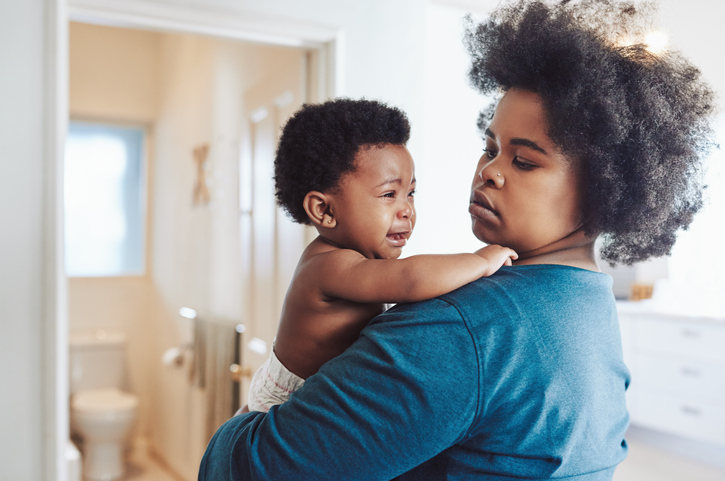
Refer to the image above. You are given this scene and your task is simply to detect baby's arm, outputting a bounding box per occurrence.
[314,244,517,304]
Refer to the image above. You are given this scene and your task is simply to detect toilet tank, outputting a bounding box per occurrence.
[69,330,128,395]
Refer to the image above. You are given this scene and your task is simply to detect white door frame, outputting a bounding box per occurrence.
[45,1,341,479]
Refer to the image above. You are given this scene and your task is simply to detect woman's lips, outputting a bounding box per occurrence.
[386,232,409,247]
[469,191,500,221]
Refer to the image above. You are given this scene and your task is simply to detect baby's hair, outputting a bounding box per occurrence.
[465,0,717,265]
[274,98,411,225]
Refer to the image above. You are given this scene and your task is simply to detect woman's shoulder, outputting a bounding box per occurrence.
[439,264,615,321]
[460,263,611,293]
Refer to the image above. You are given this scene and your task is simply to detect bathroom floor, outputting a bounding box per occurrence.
[110,442,180,481]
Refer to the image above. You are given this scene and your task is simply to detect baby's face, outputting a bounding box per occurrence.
[327,144,416,259]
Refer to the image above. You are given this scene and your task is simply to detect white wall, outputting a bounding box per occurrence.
[411,2,495,256]
[0,0,63,479]
[653,0,725,316]
[0,0,45,474]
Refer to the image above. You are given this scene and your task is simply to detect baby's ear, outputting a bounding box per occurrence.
[303,191,336,228]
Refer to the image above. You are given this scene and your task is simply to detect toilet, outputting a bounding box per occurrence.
[70,329,139,480]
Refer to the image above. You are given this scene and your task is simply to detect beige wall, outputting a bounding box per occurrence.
[69,22,161,123]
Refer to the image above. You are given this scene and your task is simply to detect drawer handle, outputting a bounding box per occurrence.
[680,405,702,417]
[680,329,701,339]
[680,367,701,377]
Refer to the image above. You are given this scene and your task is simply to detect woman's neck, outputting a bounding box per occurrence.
[514,229,600,271]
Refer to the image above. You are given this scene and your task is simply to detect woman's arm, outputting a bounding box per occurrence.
[312,244,516,304]
[198,300,478,481]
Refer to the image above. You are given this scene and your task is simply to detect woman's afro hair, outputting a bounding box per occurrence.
[274,98,410,225]
[465,0,717,265]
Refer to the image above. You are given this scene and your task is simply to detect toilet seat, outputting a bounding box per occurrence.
[72,388,138,414]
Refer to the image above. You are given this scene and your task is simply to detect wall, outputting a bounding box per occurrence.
[654,0,725,316]
[69,22,161,122]
[148,33,217,477]
[0,0,65,479]
[414,2,492,256]
[0,0,46,477]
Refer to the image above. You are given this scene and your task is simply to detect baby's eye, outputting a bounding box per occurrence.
[483,148,497,159]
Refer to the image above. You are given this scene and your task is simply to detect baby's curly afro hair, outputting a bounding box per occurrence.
[274,98,410,225]
[465,0,716,265]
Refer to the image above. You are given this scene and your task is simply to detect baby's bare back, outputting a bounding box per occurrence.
[273,240,385,380]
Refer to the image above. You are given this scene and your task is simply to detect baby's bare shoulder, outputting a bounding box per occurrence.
[288,247,365,305]
[299,246,365,275]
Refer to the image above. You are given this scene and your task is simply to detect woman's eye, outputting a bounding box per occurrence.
[513,156,537,170]
[483,148,497,159]
[408,189,416,197]
[382,191,395,198]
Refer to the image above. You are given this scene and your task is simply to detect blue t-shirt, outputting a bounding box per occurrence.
[199,265,630,480]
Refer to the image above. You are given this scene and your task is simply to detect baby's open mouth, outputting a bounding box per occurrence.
[387,233,407,241]
[386,232,409,247]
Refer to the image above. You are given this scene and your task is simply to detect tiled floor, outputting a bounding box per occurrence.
[614,438,725,481]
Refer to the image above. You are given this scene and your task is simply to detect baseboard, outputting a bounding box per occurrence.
[626,424,725,471]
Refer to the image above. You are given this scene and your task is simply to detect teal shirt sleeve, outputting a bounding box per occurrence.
[198,298,479,481]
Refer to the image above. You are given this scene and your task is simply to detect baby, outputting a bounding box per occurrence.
[245,98,516,412]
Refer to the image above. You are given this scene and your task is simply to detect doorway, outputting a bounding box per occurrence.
[62,7,336,480]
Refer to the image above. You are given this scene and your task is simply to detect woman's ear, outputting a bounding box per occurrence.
[303,191,336,228]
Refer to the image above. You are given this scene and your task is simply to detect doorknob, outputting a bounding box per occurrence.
[230,364,253,382]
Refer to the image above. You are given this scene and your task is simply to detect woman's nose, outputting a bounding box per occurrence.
[476,161,504,188]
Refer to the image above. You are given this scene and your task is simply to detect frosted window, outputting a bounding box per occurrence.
[64,122,145,277]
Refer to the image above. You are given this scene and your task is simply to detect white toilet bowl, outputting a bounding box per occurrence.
[71,388,138,481]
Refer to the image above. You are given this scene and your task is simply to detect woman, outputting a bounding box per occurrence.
[199,1,715,479]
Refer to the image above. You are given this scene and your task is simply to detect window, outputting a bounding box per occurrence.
[64,122,146,277]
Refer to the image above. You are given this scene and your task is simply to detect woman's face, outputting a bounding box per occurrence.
[469,88,584,255]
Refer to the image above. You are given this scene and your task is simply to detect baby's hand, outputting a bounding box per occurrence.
[475,244,518,276]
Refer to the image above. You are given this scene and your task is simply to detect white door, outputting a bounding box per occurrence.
[238,49,316,400]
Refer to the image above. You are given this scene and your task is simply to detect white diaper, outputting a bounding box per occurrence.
[247,347,305,412]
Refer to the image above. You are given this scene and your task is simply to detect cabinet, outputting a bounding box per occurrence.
[618,303,725,445]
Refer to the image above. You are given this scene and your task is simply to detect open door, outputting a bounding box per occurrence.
[238,49,316,401]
